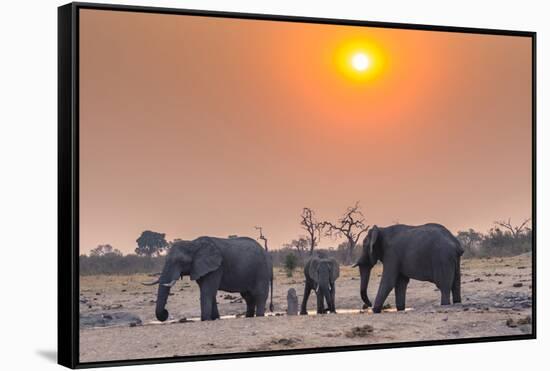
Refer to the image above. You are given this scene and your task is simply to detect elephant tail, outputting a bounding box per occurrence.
[269,275,274,312]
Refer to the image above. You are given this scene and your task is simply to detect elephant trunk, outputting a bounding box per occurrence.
[155,266,175,322]
[155,264,182,321]
[319,284,332,313]
[359,264,372,307]
[155,284,170,321]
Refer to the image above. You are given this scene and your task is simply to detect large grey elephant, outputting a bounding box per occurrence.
[300,257,340,314]
[143,236,273,321]
[354,224,464,313]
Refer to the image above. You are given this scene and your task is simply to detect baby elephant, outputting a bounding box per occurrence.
[300,257,340,314]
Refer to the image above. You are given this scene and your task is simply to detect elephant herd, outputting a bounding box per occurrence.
[143,223,464,321]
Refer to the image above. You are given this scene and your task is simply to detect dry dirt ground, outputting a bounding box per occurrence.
[79,254,533,363]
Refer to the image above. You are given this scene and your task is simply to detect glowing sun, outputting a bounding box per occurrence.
[351,52,371,72]
[334,40,385,82]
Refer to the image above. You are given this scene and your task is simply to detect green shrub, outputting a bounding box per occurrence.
[284,253,298,277]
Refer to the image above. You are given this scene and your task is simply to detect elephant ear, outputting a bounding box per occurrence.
[328,258,340,282]
[367,226,380,265]
[190,239,222,281]
[308,257,320,283]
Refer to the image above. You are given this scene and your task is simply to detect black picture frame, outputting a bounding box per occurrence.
[58,2,537,368]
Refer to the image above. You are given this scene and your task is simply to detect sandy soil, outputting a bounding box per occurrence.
[79,254,533,363]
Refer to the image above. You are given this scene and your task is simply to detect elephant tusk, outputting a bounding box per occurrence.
[351,263,358,268]
[141,279,160,286]
[161,279,178,287]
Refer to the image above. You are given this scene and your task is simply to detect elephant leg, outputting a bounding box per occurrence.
[330,283,337,313]
[316,290,325,314]
[435,280,452,306]
[199,291,214,321]
[241,292,256,317]
[254,292,268,317]
[211,299,220,320]
[434,262,453,306]
[300,281,313,315]
[252,280,269,317]
[373,268,398,313]
[435,276,452,306]
[452,286,461,304]
[440,289,451,305]
[452,260,462,304]
[198,271,222,320]
[440,285,451,305]
[394,275,409,311]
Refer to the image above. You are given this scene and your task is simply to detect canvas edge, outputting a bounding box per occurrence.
[72,1,536,36]
[58,3,79,369]
[530,32,537,340]
[57,2,537,369]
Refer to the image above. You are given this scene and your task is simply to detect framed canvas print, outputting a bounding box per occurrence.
[58,2,536,368]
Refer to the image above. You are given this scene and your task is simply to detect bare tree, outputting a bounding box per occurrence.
[284,237,309,259]
[300,208,324,255]
[255,226,268,251]
[494,218,531,239]
[322,202,370,265]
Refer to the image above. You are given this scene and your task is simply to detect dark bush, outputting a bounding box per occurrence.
[284,253,299,277]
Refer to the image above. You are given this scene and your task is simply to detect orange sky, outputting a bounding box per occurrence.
[79,9,532,254]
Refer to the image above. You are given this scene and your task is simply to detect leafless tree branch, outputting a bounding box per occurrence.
[494,218,531,239]
[255,226,268,251]
[300,208,324,255]
[322,201,370,264]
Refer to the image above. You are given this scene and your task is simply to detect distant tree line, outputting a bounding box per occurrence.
[80,230,169,275]
[80,254,166,275]
[79,215,532,275]
[456,218,532,258]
